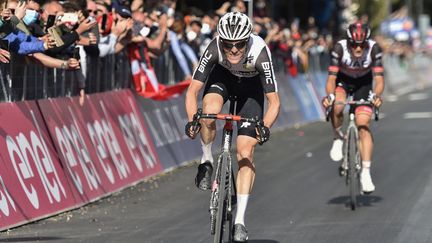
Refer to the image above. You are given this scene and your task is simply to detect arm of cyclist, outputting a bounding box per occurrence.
[184,39,219,139]
[256,46,280,144]
[184,79,204,139]
[323,43,343,108]
[369,43,385,108]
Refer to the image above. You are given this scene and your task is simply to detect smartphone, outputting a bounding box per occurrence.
[45,15,56,32]
[61,13,79,25]
[139,26,150,37]
[47,26,64,47]
[101,14,107,31]
[82,9,90,19]
[72,47,80,60]
[0,40,9,51]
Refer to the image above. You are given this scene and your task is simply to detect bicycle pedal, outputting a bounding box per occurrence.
[338,166,347,177]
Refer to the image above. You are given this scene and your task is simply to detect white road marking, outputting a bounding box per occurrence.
[385,95,398,102]
[403,112,432,119]
[409,93,429,101]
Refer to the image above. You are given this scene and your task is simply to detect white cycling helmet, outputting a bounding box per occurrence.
[217,12,252,41]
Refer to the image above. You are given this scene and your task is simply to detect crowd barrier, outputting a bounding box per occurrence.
[0,51,132,102]
[0,52,431,231]
[0,90,162,230]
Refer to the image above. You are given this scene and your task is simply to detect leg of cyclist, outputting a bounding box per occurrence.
[354,81,376,194]
[194,93,224,190]
[233,135,257,242]
[330,85,347,161]
[355,106,375,193]
[232,91,265,242]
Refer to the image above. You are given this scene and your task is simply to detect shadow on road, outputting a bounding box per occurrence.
[245,240,279,243]
[327,195,383,208]
[0,236,67,242]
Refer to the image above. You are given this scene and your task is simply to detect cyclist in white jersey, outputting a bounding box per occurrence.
[184,12,280,242]
[322,21,384,194]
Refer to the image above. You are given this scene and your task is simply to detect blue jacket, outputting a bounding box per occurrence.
[3,29,45,55]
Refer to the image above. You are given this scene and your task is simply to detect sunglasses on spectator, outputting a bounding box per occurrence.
[221,40,247,50]
[87,9,100,15]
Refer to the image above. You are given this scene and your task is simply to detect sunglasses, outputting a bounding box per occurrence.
[87,9,100,15]
[221,40,247,50]
[349,42,366,49]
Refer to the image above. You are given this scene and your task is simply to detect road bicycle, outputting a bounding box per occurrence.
[191,98,264,242]
[326,97,379,210]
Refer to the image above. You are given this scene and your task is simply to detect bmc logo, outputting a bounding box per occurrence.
[198,50,212,73]
[261,62,273,84]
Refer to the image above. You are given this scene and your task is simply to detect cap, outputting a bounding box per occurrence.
[115,5,132,18]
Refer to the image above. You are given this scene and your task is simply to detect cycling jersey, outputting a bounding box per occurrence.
[328,39,384,78]
[192,34,278,93]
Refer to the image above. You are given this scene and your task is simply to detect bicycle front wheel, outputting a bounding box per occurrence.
[214,156,228,243]
[347,126,360,210]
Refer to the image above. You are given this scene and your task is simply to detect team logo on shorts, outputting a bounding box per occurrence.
[240,122,251,128]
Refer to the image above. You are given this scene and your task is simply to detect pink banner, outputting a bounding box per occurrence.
[0,102,80,230]
[37,90,162,203]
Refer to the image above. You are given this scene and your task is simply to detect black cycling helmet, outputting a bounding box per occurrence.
[346,21,371,44]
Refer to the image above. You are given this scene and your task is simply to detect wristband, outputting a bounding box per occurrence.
[327,93,335,103]
[60,61,67,69]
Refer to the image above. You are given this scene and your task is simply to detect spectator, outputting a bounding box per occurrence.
[169,17,197,80]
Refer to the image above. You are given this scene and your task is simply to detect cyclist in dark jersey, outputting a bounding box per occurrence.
[322,21,384,194]
[184,12,280,242]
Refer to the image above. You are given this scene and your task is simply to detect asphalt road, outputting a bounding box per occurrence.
[1,89,431,243]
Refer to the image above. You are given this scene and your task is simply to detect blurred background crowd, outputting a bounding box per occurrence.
[0,0,431,102]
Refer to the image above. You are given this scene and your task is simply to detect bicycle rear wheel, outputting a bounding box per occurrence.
[213,155,228,243]
[347,127,360,210]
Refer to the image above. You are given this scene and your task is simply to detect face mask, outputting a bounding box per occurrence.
[23,9,39,25]
[186,31,197,42]
[201,23,211,35]
[167,8,174,17]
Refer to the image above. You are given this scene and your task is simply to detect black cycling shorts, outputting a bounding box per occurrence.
[203,64,264,138]
[336,71,373,112]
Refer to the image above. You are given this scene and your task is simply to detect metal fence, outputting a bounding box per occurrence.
[0,50,132,102]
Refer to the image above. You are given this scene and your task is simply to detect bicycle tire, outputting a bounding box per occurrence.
[227,159,236,243]
[214,155,228,243]
[347,127,359,210]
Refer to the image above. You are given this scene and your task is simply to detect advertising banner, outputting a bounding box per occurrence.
[38,90,163,203]
[0,101,80,231]
[135,94,204,169]
[288,74,323,121]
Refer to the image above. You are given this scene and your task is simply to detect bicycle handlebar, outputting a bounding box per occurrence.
[193,108,266,145]
[325,100,380,121]
[194,108,261,123]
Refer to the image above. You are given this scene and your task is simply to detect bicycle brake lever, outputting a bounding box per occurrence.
[325,106,332,122]
[255,119,264,145]
[374,107,379,121]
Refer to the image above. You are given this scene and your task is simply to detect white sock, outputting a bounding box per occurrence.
[362,161,371,172]
[234,194,249,226]
[200,140,213,164]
